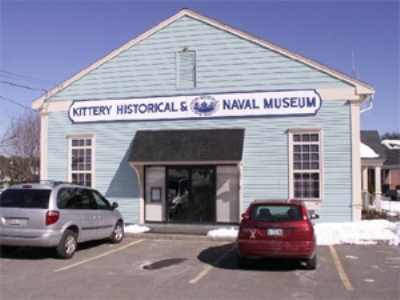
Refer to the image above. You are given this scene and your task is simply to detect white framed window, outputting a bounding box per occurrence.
[289,129,323,200]
[68,134,94,187]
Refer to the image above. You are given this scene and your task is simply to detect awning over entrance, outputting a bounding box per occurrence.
[128,129,245,163]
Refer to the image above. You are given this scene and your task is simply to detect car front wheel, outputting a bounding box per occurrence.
[56,229,77,259]
[109,221,124,244]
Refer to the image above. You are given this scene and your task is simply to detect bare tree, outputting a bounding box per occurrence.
[381,131,400,140]
[2,111,40,181]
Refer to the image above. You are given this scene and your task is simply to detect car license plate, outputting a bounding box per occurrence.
[267,229,283,236]
[9,219,21,225]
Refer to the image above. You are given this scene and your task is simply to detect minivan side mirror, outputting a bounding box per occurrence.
[111,202,119,210]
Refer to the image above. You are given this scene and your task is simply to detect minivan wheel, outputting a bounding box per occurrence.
[56,229,77,259]
[109,221,124,244]
[306,254,317,270]
[0,246,17,256]
[236,253,248,269]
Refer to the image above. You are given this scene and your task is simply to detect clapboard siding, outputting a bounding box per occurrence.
[46,100,351,223]
[48,16,351,101]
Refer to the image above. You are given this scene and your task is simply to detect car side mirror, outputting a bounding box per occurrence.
[310,213,319,220]
[111,202,119,210]
[241,213,248,219]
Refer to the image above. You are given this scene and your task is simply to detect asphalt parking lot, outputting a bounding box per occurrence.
[1,238,399,300]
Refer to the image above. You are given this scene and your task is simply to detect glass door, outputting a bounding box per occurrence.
[166,166,215,223]
[167,168,190,222]
[190,167,215,222]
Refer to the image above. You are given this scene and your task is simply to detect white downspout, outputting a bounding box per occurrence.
[360,94,373,114]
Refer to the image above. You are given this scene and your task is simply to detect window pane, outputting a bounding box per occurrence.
[311,173,319,180]
[302,153,310,161]
[302,145,309,152]
[311,153,319,160]
[86,139,92,146]
[310,134,319,141]
[85,164,91,171]
[294,145,301,152]
[294,163,301,170]
[72,140,78,147]
[294,153,301,161]
[311,162,319,169]
[311,145,319,152]
[79,139,84,146]
[293,134,301,142]
[301,134,310,142]
[302,163,310,169]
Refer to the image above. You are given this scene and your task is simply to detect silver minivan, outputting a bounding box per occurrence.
[0,181,124,259]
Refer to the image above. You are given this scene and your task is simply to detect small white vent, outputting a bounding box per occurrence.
[176,51,196,88]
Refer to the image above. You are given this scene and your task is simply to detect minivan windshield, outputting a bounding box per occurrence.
[250,205,303,222]
[0,189,51,208]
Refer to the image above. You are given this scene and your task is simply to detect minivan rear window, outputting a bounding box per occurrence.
[250,205,302,222]
[0,189,51,209]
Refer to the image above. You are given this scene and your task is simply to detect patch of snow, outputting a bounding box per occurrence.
[380,200,400,215]
[315,220,399,246]
[207,227,238,238]
[124,219,400,247]
[360,142,379,158]
[382,140,400,149]
[125,224,150,234]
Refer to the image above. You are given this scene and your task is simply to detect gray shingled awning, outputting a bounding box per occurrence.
[128,129,245,163]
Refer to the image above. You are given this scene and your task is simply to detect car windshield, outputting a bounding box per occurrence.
[0,189,51,209]
[250,205,303,222]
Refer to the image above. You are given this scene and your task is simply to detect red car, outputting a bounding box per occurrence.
[236,199,319,269]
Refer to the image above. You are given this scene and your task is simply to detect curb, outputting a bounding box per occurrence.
[125,232,236,242]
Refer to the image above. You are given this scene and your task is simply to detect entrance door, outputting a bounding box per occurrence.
[166,167,215,223]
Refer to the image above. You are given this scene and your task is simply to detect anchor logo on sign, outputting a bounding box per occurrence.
[250,229,256,239]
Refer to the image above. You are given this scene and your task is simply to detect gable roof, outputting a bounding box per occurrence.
[361,130,387,159]
[32,8,374,109]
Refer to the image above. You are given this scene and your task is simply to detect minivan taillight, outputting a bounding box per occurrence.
[46,210,60,225]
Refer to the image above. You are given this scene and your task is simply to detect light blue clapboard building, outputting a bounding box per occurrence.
[32,9,374,225]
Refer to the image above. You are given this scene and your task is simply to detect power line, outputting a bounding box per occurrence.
[0,70,57,86]
[0,80,48,92]
[0,96,35,111]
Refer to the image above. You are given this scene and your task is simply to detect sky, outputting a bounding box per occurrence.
[0,1,399,141]
[126,199,400,246]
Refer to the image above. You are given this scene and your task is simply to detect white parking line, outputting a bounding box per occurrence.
[189,244,236,284]
[54,239,144,273]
